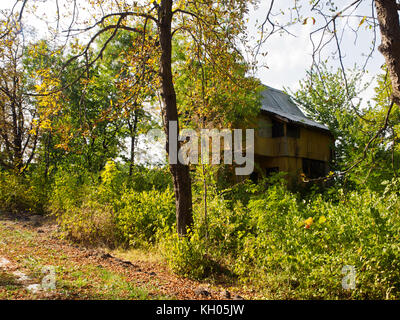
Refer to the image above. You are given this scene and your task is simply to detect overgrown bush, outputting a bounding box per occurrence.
[128,165,173,192]
[50,162,176,248]
[17,159,400,299]
[161,232,226,280]
[116,188,175,247]
[0,171,47,215]
[56,199,118,247]
[50,168,94,215]
[162,177,400,299]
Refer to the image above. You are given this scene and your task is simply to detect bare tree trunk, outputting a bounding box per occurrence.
[128,110,138,177]
[375,0,400,104]
[44,132,52,181]
[159,0,193,236]
[10,100,23,172]
[202,164,209,240]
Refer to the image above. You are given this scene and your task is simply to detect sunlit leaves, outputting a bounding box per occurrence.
[358,16,366,27]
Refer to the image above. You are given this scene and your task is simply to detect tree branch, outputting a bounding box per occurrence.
[63,11,157,35]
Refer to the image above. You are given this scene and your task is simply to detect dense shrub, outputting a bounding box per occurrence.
[128,165,173,192]
[50,168,94,214]
[50,162,176,248]
[56,199,118,247]
[11,159,400,299]
[161,232,225,280]
[116,188,176,247]
[163,178,400,299]
[0,171,47,215]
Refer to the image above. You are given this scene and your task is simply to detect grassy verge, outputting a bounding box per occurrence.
[0,218,172,300]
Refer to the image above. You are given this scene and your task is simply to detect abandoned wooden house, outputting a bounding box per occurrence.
[250,85,334,183]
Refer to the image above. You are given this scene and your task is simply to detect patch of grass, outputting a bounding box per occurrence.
[56,264,168,300]
[98,268,150,299]
[0,271,27,299]
[0,221,172,300]
[0,223,35,241]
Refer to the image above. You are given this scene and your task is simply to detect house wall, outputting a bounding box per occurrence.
[255,155,302,179]
[250,113,333,182]
[253,113,333,162]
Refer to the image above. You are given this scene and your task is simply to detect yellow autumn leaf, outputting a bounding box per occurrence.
[29,128,37,135]
[304,217,313,226]
[359,16,366,27]
[318,216,327,224]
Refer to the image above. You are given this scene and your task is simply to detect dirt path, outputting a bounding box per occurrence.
[0,213,256,300]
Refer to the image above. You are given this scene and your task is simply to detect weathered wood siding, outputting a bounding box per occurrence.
[251,113,333,178]
[253,114,332,161]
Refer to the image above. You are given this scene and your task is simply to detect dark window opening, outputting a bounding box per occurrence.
[272,120,284,137]
[250,171,259,183]
[287,124,300,138]
[302,158,326,179]
[266,167,279,177]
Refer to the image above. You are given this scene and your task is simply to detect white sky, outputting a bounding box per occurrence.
[246,0,384,99]
[0,0,385,96]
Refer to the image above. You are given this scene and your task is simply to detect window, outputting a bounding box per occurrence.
[287,124,300,138]
[272,120,284,137]
[257,118,272,138]
[302,158,326,179]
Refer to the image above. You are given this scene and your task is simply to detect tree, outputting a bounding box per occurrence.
[291,64,366,171]
[172,31,261,238]
[293,64,400,189]
[8,0,257,237]
[0,14,39,174]
[375,0,400,105]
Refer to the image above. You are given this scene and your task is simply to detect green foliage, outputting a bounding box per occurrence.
[97,160,125,203]
[49,165,119,246]
[161,232,224,280]
[127,165,173,192]
[292,65,400,191]
[116,188,176,247]
[173,35,262,130]
[56,199,118,247]
[50,166,94,214]
[0,171,47,215]
[49,162,175,248]
[162,176,400,299]
[291,64,366,171]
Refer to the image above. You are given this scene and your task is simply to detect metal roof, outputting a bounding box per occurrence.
[260,85,330,132]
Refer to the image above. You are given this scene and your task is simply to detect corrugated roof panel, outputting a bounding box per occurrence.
[260,86,330,132]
